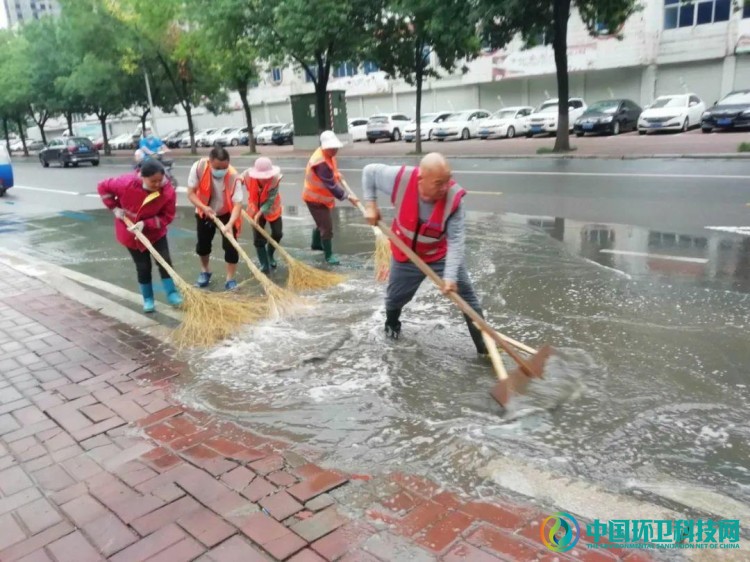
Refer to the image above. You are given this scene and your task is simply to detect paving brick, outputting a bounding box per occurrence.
[136,406,184,428]
[338,549,382,562]
[145,422,182,443]
[397,500,450,537]
[50,444,83,463]
[178,507,236,547]
[267,470,298,487]
[0,465,34,495]
[390,473,440,499]
[81,512,139,557]
[109,523,188,562]
[0,398,32,416]
[241,476,277,502]
[109,491,167,524]
[433,491,463,511]
[415,511,475,553]
[32,464,75,492]
[165,416,201,437]
[46,530,104,562]
[249,454,285,475]
[0,513,27,550]
[311,521,377,561]
[188,455,239,477]
[49,482,87,505]
[444,541,505,561]
[288,470,348,503]
[203,436,247,457]
[262,532,308,560]
[15,497,63,534]
[175,466,233,506]
[221,466,256,491]
[239,512,296,544]
[79,435,111,450]
[131,496,201,535]
[289,549,328,562]
[291,506,348,543]
[60,494,107,527]
[460,501,532,531]
[71,416,125,442]
[43,431,76,452]
[12,405,47,425]
[0,487,42,515]
[115,461,158,487]
[144,535,206,562]
[380,489,421,515]
[260,491,304,521]
[0,414,24,437]
[361,532,436,562]
[102,442,156,472]
[61,454,103,481]
[0,522,74,562]
[305,494,335,512]
[204,535,271,562]
[79,404,116,423]
[16,549,55,562]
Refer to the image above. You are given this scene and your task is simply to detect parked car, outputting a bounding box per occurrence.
[109,133,138,150]
[9,138,45,152]
[39,137,100,168]
[8,139,24,152]
[0,143,13,197]
[574,99,642,137]
[404,112,453,142]
[163,129,188,148]
[253,123,285,143]
[637,94,705,135]
[180,128,215,148]
[433,110,491,141]
[478,106,534,139]
[701,90,750,133]
[272,123,294,145]
[93,137,105,150]
[215,127,247,146]
[348,118,369,142]
[367,113,412,143]
[206,127,235,146]
[527,98,587,137]
[257,126,281,145]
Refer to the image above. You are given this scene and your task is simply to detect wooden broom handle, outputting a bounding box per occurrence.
[210,216,273,289]
[240,210,292,261]
[339,178,538,358]
[340,178,383,238]
[123,217,181,281]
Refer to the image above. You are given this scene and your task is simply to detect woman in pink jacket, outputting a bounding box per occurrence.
[97,160,182,313]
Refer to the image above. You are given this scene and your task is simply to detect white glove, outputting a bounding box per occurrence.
[113,208,126,220]
[127,221,144,233]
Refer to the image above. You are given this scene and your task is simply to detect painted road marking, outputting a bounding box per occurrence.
[599,249,708,264]
[467,191,503,196]
[705,226,750,236]
[14,185,79,196]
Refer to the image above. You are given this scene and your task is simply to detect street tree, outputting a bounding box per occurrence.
[249,0,383,132]
[0,32,33,156]
[373,0,480,153]
[476,0,640,152]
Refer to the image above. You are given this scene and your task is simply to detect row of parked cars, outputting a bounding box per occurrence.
[353,89,750,143]
[160,123,294,149]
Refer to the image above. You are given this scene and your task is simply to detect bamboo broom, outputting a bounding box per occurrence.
[122,217,266,348]
[241,209,345,292]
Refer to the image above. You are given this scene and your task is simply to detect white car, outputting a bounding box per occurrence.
[366,113,412,143]
[253,123,285,142]
[432,110,492,141]
[404,112,453,142]
[478,106,534,139]
[527,98,587,137]
[180,128,217,148]
[206,127,236,146]
[257,126,282,145]
[637,94,705,134]
[348,118,369,142]
[215,127,247,146]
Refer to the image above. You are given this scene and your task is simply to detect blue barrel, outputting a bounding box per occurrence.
[0,145,13,193]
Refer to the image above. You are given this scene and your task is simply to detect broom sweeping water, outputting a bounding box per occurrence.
[123,217,265,347]
[340,178,391,281]
[241,209,345,292]
[210,216,305,318]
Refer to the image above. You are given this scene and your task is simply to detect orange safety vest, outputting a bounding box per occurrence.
[195,158,242,234]
[303,148,341,209]
[245,176,282,222]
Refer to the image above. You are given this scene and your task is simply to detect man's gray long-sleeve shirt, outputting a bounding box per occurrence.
[362,163,466,282]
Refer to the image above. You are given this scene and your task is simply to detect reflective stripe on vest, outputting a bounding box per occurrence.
[245,176,281,221]
[303,148,339,207]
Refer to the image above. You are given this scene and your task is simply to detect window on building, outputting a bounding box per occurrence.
[304,66,319,83]
[664,0,731,29]
[744,1,750,17]
[362,61,379,75]
[332,61,357,78]
[270,67,282,83]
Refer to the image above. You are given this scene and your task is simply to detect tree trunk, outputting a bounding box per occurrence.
[2,118,10,152]
[140,108,151,136]
[185,104,196,155]
[315,74,328,133]
[99,115,111,156]
[29,107,49,144]
[552,0,572,152]
[16,117,28,157]
[65,112,74,136]
[238,84,256,153]
[415,59,424,154]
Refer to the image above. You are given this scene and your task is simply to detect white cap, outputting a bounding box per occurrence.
[320,130,343,149]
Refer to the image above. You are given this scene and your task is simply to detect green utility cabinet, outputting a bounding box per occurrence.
[290,90,349,149]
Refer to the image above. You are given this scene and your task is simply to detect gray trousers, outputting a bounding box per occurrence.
[385,258,487,353]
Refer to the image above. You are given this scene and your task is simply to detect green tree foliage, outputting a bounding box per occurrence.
[373,0,480,153]
[0,31,33,155]
[476,0,640,151]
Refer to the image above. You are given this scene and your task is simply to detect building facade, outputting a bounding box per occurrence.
[3,0,59,28]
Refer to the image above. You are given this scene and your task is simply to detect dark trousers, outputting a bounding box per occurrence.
[195,213,239,264]
[305,202,334,240]
[128,236,173,285]
[385,257,487,353]
[253,216,283,248]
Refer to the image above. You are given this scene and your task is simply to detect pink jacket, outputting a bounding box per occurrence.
[97,172,177,251]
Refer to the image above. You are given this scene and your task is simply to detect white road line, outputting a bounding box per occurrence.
[467,191,503,196]
[705,226,750,235]
[84,193,101,198]
[599,249,708,264]
[13,185,80,196]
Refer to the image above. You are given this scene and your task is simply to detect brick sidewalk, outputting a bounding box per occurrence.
[0,264,645,562]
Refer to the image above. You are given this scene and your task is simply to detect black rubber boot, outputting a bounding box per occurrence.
[268,245,277,268]
[311,228,323,251]
[385,308,402,340]
[464,313,488,355]
[256,245,271,274]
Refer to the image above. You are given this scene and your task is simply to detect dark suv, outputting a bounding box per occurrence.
[39,137,100,168]
[701,90,750,133]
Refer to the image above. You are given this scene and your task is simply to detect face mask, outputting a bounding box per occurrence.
[142,181,156,192]
[212,169,227,179]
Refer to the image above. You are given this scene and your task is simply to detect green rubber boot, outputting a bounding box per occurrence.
[322,239,340,265]
[268,245,277,269]
[256,245,271,274]
[311,228,323,251]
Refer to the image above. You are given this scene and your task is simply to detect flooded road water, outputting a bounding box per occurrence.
[4,203,750,514]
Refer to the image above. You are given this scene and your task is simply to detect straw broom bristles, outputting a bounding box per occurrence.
[241,210,345,292]
[123,218,264,348]
[373,231,391,282]
[211,216,306,319]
